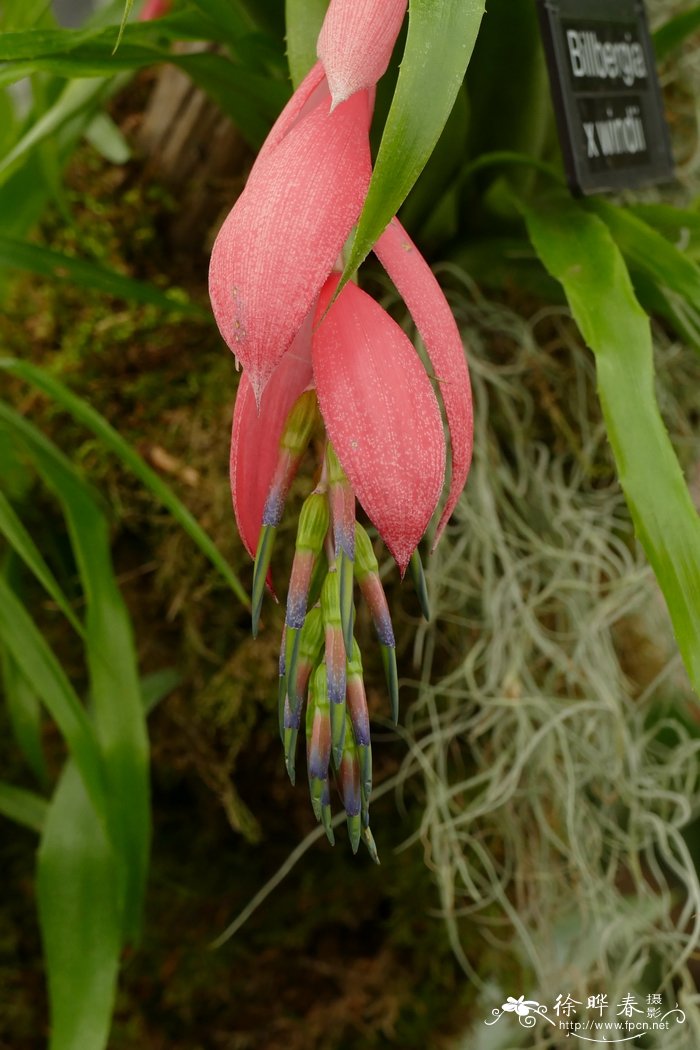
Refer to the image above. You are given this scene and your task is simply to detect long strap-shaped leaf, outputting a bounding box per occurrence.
[0,236,206,316]
[340,0,485,286]
[285,0,327,88]
[0,781,48,833]
[0,575,108,819]
[38,763,121,1050]
[0,401,149,940]
[519,191,700,696]
[589,199,700,356]
[0,489,84,636]
[0,359,250,607]
[653,4,700,60]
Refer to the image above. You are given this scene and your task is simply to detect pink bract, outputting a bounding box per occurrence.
[229,311,314,559]
[375,217,474,547]
[317,0,408,106]
[313,275,446,575]
[209,81,372,405]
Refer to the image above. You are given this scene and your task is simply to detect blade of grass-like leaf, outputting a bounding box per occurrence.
[1,645,48,785]
[84,111,131,164]
[1,553,48,784]
[38,762,121,1050]
[589,198,700,354]
[188,0,255,46]
[0,489,84,636]
[1,0,56,30]
[519,190,700,696]
[0,362,250,608]
[0,25,288,145]
[0,574,108,820]
[0,236,205,315]
[0,781,48,832]
[628,203,700,262]
[654,4,700,60]
[0,20,185,60]
[340,0,485,286]
[140,667,181,714]
[0,77,111,183]
[285,0,327,88]
[0,402,149,941]
[113,0,135,55]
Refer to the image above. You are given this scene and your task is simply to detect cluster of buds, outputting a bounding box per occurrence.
[209,0,473,859]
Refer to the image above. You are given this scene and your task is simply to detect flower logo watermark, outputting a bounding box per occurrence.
[484,991,687,1044]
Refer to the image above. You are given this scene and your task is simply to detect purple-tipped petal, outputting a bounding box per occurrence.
[317,0,407,106]
[286,551,315,630]
[346,676,370,748]
[229,314,313,559]
[358,573,395,647]
[374,217,474,548]
[329,483,355,560]
[338,745,362,818]
[313,275,446,575]
[325,626,346,703]
[307,667,331,780]
[321,571,346,701]
[209,89,372,402]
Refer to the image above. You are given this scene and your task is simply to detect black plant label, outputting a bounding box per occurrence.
[536,0,674,194]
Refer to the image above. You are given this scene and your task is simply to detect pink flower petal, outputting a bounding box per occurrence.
[209,89,372,405]
[317,0,407,106]
[253,61,327,171]
[139,0,170,20]
[230,311,314,559]
[313,275,445,575]
[374,217,473,548]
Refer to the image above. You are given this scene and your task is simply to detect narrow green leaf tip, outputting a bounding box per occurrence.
[251,524,276,637]
[381,644,399,725]
[409,548,430,622]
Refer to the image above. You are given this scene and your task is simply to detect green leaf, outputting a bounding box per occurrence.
[340,0,486,285]
[518,190,700,696]
[0,553,48,784]
[653,4,700,60]
[0,24,162,61]
[37,763,122,1050]
[449,236,564,302]
[0,77,111,183]
[0,402,149,941]
[188,0,256,47]
[629,202,700,263]
[0,574,108,822]
[590,199,700,353]
[0,23,288,148]
[0,88,19,157]
[285,0,327,88]
[0,781,48,832]
[1,645,48,785]
[113,0,136,56]
[0,236,206,315]
[0,0,55,31]
[0,360,249,607]
[0,488,84,636]
[398,84,469,241]
[140,667,181,714]
[84,111,131,163]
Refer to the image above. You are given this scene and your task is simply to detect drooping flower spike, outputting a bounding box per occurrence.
[211,0,473,857]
